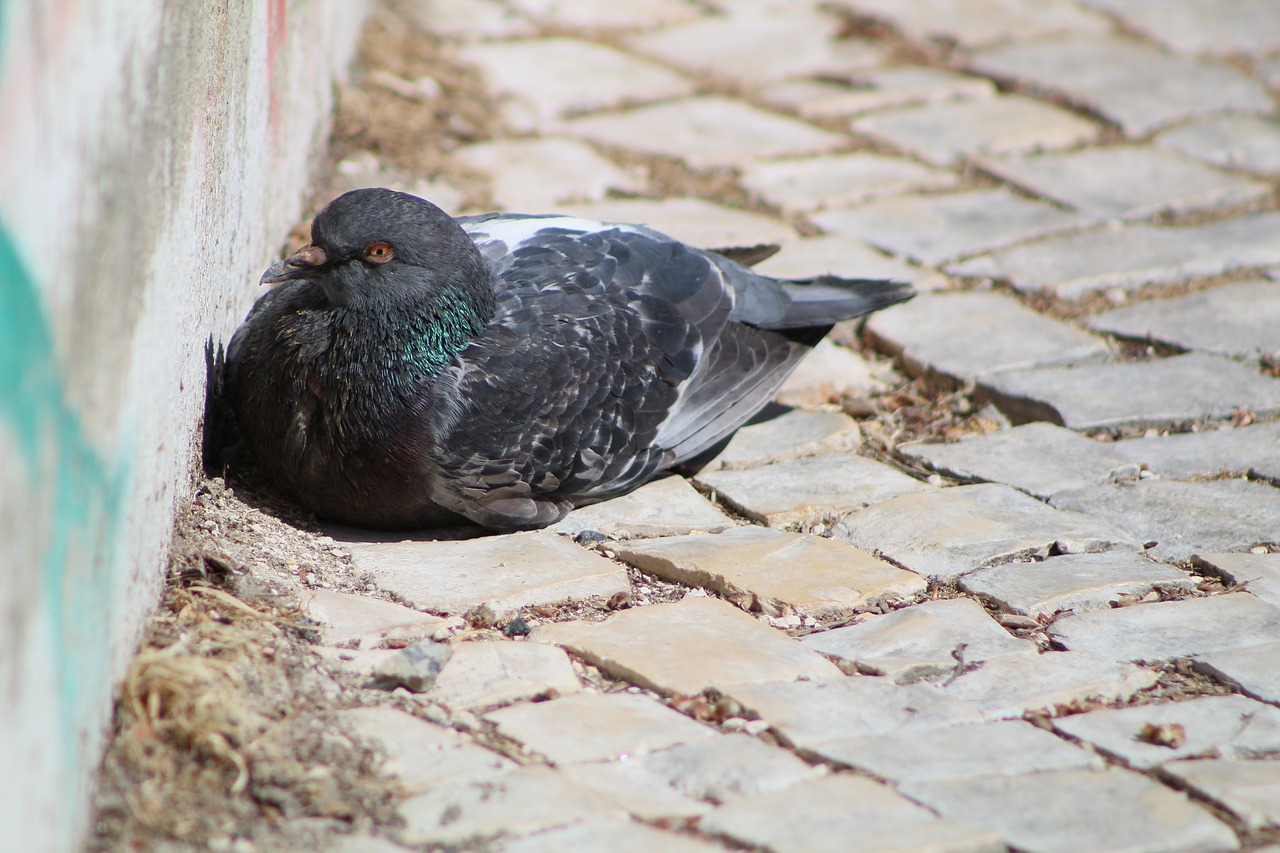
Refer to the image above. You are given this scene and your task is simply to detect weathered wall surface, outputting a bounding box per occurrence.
[0,2,369,849]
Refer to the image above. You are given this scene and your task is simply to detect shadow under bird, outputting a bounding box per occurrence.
[226,188,913,531]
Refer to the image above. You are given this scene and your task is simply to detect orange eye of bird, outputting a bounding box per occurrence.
[362,242,395,264]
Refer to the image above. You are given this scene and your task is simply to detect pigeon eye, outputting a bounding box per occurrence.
[362,242,395,264]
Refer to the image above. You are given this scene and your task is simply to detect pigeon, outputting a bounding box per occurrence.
[225,188,913,531]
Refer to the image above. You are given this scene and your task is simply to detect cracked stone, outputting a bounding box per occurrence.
[1164,759,1280,831]
[301,588,448,649]
[1108,421,1280,482]
[1048,593,1280,662]
[549,476,734,539]
[762,66,996,119]
[549,197,795,250]
[554,762,710,822]
[703,407,862,471]
[531,595,842,696]
[959,551,1197,619]
[612,526,926,618]
[740,153,957,214]
[1193,552,1280,608]
[847,0,1110,47]
[834,483,1136,583]
[642,734,818,804]
[426,640,581,711]
[800,598,1038,682]
[1196,642,1280,704]
[753,234,949,291]
[1080,0,1280,56]
[496,820,724,853]
[1157,115,1280,175]
[451,137,639,211]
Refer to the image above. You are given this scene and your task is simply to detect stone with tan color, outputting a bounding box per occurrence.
[739,153,957,214]
[302,588,448,649]
[551,197,796,250]
[451,137,639,211]
[555,762,710,821]
[849,0,1110,48]
[427,640,581,711]
[772,343,897,409]
[550,476,734,539]
[507,0,702,30]
[1163,759,1280,830]
[762,66,995,119]
[702,407,862,471]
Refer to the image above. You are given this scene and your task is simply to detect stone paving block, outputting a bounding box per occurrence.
[551,197,796,250]
[334,530,629,617]
[458,38,693,132]
[642,733,819,804]
[699,774,1004,853]
[866,291,1109,383]
[960,551,1198,619]
[1164,759,1280,831]
[1196,642,1280,705]
[904,766,1239,853]
[702,407,862,471]
[1089,281,1280,362]
[811,719,1103,784]
[929,650,1158,719]
[531,595,842,696]
[1081,0,1280,56]
[485,691,715,764]
[302,588,448,649]
[1157,115,1280,175]
[971,34,1273,135]
[901,422,1137,500]
[315,833,417,853]
[762,66,996,119]
[981,353,1280,431]
[565,96,846,170]
[497,820,726,853]
[847,0,1111,48]
[427,640,581,711]
[339,706,515,795]
[1181,211,1280,270]
[323,153,466,214]
[549,476,734,539]
[725,677,983,751]
[613,526,926,618]
[773,340,903,407]
[397,765,624,846]
[314,645,414,683]
[1050,479,1280,562]
[813,189,1090,265]
[1194,552,1280,608]
[1110,421,1280,482]
[695,453,929,528]
[507,0,702,30]
[979,146,1271,221]
[1053,694,1280,769]
[1048,593,1280,662]
[851,95,1100,167]
[405,0,535,41]
[739,152,957,214]
[800,598,1038,681]
[753,234,948,291]
[451,137,639,212]
[555,762,710,821]
[834,483,1136,583]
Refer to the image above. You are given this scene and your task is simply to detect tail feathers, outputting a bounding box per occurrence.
[749,275,915,331]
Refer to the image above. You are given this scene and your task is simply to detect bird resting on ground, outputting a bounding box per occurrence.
[226,188,913,531]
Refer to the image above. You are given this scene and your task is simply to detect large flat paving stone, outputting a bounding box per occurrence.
[1109,421,1280,482]
[866,291,1109,383]
[800,598,1038,682]
[1195,642,1280,704]
[772,341,899,408]
[812,189,1090,265]
[549,476,734,539]
[302,588,448,649]
[740,152,957,214]
[724,677,983,751]
[565,96,846,170]
[1081,0,1280,57]
[334,530,630,617]
[450,137,639,211]
[531,595,842,696]
[407,0,535,41]
[642,733,818,804]
[1163,759,1280,831]
[702,407,862,471]
[1053,694,1280,769]
[1157,115,1280,175]
[505,0,702,31]
[847,0,1110,48]
[1048,593,1280,662]
[551,196,795,250]
[427,640,582,711]
[851,94,1100,167]
[971,34,1272,135]
[1089,281,1280,362]
[900,422,1136,500]
[960,551,1198,619]
[485,691,714,764]
[612,527,926,618]
[1050,479,1280,561]
[762,66,995,120]
[1194,552,1280,608]
[753,234,948,291]
[555,761,708,822]
[811,719,1102,784]
[694,454,929,529]
[498,820,725,853]
[834,483,1136,583]
[904,766,1239,853]
[980,352,1280,431]
[698,774,1004,853]
[979,146,1271,221]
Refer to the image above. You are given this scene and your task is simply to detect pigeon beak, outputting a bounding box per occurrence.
[260,244,329,285]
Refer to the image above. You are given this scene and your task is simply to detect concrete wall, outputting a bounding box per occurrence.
[0,1,369,849]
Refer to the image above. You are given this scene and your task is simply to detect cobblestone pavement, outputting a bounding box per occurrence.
[296,1,1280,850]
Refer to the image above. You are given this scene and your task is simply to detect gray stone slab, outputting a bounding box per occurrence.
[1110,421,1280,483]
[800,598,1038,682]
[971,34,1272,135]
[1049,593,1280,662]
[1182,211,1280,269]
[725,677,984,751]
[497,820,724,853]
[773,340,904,408]
[1053,694,1280,769]
[1196,642,1280,704]
[900,422,1137,500]
[545,763,709,822]
[866,291,1109,383]
[1089,281,1280,362]
[334,530,629,617]
[960,551,1198,619]
[848,0,1110,48]
[302,588,448,649]
[852,95,1099,167]
[641,733,818,804]
[549,476,735,539]
[753,234,949,291]
[451,137,639,212]
[699,774,1004,853]
[406,0,536,40]
[1194,552,1280,608]
[980,353,1280,431]
[834,483,1137,583]
[811,719,1103,784]
[979,146,1271,221]
[812,189,1091,265]
[565,96,846,170]
[550,197,796,250]
[427,640,582,711]
[694,453,929,529]
[1157,115,1280,175]
[506,0,702,30]
[1081,0,1280,56]
[703,408,862,472]
[762,66,996,119]
[904,767,1239,853]
[1164,759,1280,831]
[1050,479,1280,562]
[740,153,957,214]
